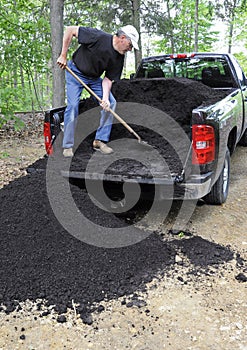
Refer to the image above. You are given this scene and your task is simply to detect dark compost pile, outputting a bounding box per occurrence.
[0,171,236,324]
[112,78,229,120]
[71,78,230,176]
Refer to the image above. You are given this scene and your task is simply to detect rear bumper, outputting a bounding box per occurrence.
[61,170,212,201]
[161,175,212,200]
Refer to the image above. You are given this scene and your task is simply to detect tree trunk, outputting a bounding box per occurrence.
[166,0,175,53]
[132,0,142,69]
[50,0,65,107]
[228,0,236,53]
[228,22,233,53]
[194,0,199,52]
[227,0,237,54]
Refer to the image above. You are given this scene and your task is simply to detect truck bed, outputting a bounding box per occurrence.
[64,78,231,182]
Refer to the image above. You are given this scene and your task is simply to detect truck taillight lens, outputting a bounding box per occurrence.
[192,125,215,164]
[44,122,53,155]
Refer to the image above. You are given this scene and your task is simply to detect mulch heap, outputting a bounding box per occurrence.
[112,77,229,123]
[71,78,230,176]
[0,168,236,325]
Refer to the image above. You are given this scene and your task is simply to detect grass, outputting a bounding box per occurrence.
[0,151,10,159]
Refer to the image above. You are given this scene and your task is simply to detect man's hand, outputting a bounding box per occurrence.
[57,55,67,69]
[100,99,110,111]
[56,26,79,69]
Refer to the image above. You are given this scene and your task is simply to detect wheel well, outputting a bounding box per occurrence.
[227,127,237,155]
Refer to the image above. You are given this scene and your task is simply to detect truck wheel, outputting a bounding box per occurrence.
[203,148,230,205]
[239,128,247,146]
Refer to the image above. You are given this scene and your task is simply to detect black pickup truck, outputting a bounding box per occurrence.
[44,53,247,205]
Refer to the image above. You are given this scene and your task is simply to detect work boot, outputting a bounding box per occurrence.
[63,148,74,157]
[93,140,113,154]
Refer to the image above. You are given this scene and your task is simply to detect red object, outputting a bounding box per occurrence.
[170,53,196,59]
[44,122,53,155]
[192,125,215,164]
[170,53,188,59]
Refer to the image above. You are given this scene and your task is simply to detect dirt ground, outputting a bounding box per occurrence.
[0,119,246,350]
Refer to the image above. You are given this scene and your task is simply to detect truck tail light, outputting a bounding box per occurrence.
[192,125,215,164]
[44,122,53,155]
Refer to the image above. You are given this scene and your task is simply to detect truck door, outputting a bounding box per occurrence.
[230,55,247,133]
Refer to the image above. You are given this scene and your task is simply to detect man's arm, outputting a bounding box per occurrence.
[57,26,79,69]
[101,77,113,110]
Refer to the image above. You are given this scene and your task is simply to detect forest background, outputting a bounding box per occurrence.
[0,0,247,128]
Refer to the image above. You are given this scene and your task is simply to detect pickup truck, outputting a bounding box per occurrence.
[44,52,247,205]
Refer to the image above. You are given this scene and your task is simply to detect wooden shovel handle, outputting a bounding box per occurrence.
[65,65,141,142]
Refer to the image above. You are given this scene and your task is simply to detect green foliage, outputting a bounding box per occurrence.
[0,151,10,159]
[212,0,247,53]
[234,53,247,74]
[178,231,185,238]
[0,0,51,128]
[1,0,247,131]
[63,0,141,33]
[153,0,219,53]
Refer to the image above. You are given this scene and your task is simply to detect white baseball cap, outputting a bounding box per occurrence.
[120,25,139,50]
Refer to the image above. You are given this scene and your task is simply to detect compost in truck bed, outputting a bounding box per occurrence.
[112,78,229,121]
[70,77,230,177]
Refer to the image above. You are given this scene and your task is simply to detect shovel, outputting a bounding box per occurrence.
[65,65,151,147]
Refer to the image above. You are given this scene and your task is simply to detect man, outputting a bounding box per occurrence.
[57,25,139,157]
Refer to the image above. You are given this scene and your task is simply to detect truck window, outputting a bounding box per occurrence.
[136,56,235,88]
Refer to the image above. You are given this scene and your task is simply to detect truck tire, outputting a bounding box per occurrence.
[238,128,247,146]
[203,148,230,205]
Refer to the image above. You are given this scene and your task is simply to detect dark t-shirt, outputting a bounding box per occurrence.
[72,27,124,81]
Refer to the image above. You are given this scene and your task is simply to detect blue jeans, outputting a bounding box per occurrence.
[62,60,116,149]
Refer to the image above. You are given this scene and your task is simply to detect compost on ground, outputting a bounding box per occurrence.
[0,171,236,324]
